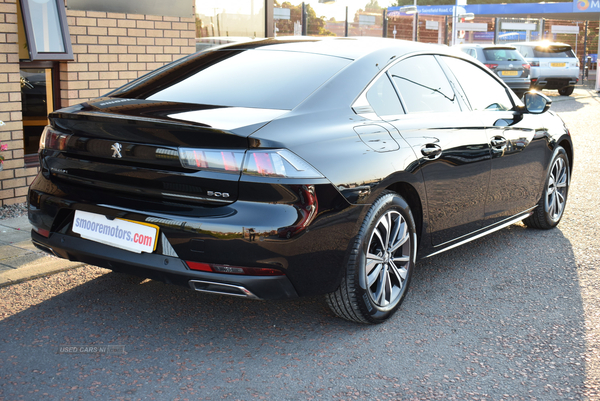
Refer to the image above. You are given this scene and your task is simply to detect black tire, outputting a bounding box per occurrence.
[523,146,570,229]
[326,192,417,324]
[558,86,574,96]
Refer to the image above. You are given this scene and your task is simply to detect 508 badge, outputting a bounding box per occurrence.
[207,191,229,198]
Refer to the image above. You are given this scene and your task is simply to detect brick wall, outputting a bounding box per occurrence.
[0,0,28,206]
[0,2,195,207]
[62,9,196,107]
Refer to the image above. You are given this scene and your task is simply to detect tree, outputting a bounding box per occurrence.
[354,0,384,25]
[274,1,335,36]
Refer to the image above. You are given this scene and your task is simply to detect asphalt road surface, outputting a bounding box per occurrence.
[1,89,599,400]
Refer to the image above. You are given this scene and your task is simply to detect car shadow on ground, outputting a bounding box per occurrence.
[0,222,587,399]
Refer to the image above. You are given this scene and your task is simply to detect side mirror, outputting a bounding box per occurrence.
[522,91,552,114]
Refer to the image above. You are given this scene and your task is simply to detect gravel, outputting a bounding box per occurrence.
[0,202,27,221]
[0,90,599,400]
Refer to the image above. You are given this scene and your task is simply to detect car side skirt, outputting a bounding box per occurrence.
[422,208,535,259]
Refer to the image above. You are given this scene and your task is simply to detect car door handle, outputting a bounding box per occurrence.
[491,137,507,148]
[421,144,442,159]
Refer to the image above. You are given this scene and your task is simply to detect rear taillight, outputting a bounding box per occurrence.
[178,148,245,173]
[530,61,540,67]
[179,148,324,179]
[243,149,323,178]
[523,63,531,70]
[186,261,284,276]
[484,63,498,69]
[39,126,71,151]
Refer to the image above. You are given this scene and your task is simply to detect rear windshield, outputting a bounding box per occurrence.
[483,48,524,62]
[533,46,575,58]
[110,49,351,110]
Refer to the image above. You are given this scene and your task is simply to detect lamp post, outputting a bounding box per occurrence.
[451,0,474,46]
[302,2,307,35]
[399,4,418,42]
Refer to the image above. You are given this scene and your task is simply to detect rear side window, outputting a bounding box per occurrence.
[483,49,524,62]
[366,74,404,117]
[533,46,576,58]
[388,55,460,114]
[111,49,351,110]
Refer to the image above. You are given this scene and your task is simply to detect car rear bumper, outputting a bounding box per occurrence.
[32,230,299,300]
[28,173,363,299]
[531,76,578,90]
[502,78,531,92]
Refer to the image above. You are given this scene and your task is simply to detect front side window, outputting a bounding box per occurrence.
[442,56,513,112]
[388,55,460,114]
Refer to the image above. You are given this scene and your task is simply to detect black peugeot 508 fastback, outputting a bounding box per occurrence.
[28,37,572,324]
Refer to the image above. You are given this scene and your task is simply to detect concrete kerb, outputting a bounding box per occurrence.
[0,216,85,288]
[0,258,86,288]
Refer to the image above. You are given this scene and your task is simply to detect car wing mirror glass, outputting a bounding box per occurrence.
[523,91,551,114]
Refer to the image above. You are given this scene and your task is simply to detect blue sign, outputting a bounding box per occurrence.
[573,0,600,12]
[389,2,590,17]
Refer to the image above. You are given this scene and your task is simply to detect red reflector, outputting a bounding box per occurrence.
[186,261,212,272]
[34,227,50,238]
[250,267,285,276]
[186,261,284,276]
[531,78,538,83]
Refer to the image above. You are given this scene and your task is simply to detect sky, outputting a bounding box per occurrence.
[302,1,397,22]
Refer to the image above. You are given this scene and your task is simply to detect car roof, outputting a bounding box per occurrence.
[458,44,517,50]
[509,41,572,48]
[214,36,451,61]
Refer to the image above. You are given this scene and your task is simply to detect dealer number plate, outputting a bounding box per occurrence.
[72,210,158,254]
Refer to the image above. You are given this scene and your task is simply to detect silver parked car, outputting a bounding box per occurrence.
[509,41,580,96]
[457,44,531,98]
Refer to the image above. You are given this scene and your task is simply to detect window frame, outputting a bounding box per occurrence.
[19,0,74,61]
[438,55,518,112]
[387,54,462,115]
[352,52,468,120]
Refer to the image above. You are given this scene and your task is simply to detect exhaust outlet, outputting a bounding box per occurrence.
[32,240,60,257]
[188,280,259,299]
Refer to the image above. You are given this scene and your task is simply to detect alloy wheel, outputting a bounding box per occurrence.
[546,156,568,222]
[365,210,411,309]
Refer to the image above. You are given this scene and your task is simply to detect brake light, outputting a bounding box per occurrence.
[39,126,71,151]
[484,63,498,69]
[186,261,284,276]
[530,61,540,67]
[523,63,531,70]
